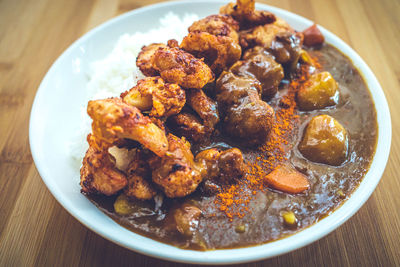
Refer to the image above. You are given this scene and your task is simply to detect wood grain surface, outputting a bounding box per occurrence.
[0,0,399,266]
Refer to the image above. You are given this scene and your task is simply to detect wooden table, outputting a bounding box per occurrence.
[0,0,399,266]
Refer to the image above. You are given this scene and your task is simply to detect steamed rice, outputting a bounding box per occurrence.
[68,12,199,165]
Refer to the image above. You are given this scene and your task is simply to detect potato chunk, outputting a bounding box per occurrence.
[173,204,202,237]
[297,72,339,111]
[299,115,348,166]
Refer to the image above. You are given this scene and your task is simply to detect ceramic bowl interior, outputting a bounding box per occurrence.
[29,0,391,264]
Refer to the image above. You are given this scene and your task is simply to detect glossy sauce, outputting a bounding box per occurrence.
[87,44,377,250]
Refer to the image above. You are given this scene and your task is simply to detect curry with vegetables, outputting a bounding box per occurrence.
[80,0,377,250]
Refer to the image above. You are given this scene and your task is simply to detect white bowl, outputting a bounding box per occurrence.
[29,0,391,264]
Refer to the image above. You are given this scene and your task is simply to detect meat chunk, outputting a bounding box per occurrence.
[186,89,219,129]
[167,112,209,142]
[239,18,303,69]
[216,71,262,107]
[149,134,203,198]
[124,150,156,200]
[220,0,276,29]
[232,47,284,99]
[239,17,292,49]
[195,148,245,184]
[299,115,348,166]
[296,71,339,111]
[121,77,186,117]
[216,71,275,145]
[188,14,240,42]
[87,98,168,157]
[224,96,275,145]
[80,135,127,196]
[181,32,241,75]
[136,43,167,76]
[302,24,324,47]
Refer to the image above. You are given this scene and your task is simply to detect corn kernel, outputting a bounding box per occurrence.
[282,211,297,226]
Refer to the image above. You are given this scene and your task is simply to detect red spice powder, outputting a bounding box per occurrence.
[214,64,314,219]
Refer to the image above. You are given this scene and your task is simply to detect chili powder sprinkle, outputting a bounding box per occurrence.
[214,65,313,219]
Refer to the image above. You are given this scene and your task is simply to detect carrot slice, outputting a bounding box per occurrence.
[264,165,310,194]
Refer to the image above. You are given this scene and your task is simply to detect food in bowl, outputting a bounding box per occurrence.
[77,0,377,250]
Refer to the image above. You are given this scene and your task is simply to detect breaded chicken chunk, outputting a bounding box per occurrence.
[153,46,214,89]
[188,14,240,42]
[121,77,186,118]
[181,32,241,75]
[137,44,214,89]
[149,134,203,198]
[87,98,168,157]
[220,0,276,29]
[124,150,157,200]
[186,89,219,129]
[167,112,209,142]
[80,135,127,196]
[136,43,167,76]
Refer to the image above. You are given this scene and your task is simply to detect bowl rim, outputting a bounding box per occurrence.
[29,0,392,264]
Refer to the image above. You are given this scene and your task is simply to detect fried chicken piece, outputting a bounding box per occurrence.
[220,0,276,29]
[186,89,219,128]
[240,18,303,69]
[137,44,214,89]
[188,14,240,42]
[136,43,167,76]
[216,71,275,146]
[121,77,186,117]
[181,32,241,75]
[181,32,241,74]
[80,135,127,196]
[124,150,157,200]
[149,134,203,198]
[167,112,209,142]
[232,47,284,99]
[87,98,168,157]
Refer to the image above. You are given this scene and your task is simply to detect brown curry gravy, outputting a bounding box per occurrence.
[87,43,378,250]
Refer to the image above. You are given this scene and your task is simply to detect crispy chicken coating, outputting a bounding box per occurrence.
[136,43,167,76]
[149,134,203,198]
[167,112,209,142]
[87,98,168,157]
[80,135,127,196]
[121,77,186,117]
[138,44,214,89]
[220,0,276,29]
[124,150,156,200]
[181,32,241,75]
[186,89,219,129]
[153,46,215,89]
[188,14,240,42]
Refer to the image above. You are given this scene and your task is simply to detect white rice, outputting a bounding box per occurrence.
[68,12,199,166]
